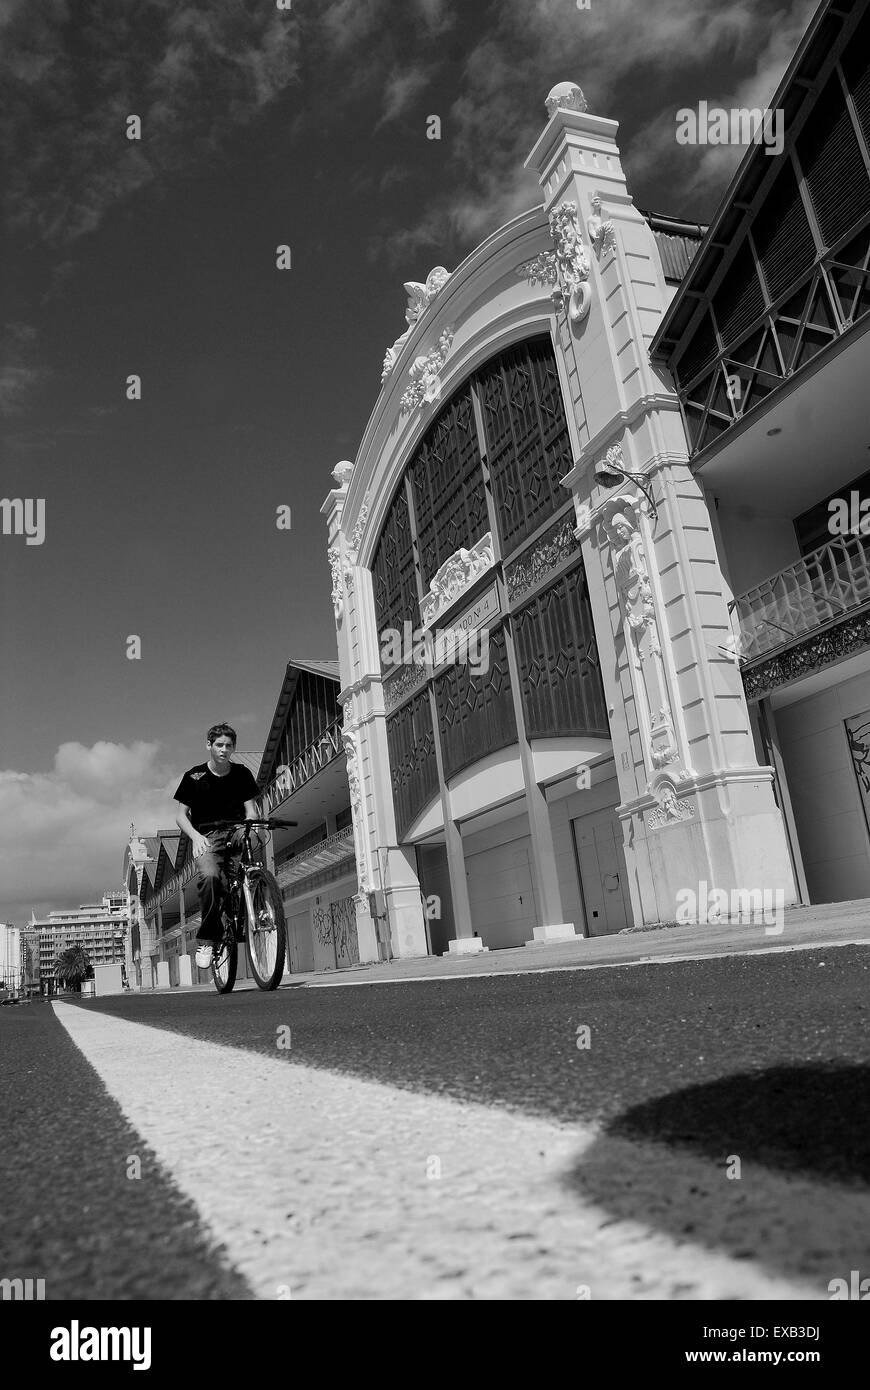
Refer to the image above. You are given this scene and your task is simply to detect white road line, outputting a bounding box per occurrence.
[304,937,870,987]
[52,1002,848,1301]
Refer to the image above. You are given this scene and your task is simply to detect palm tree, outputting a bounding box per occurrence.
[54,945,94,993]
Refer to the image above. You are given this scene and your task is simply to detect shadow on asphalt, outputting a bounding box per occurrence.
[564,1062,870,1286]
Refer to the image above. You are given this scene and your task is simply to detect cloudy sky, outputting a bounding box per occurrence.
[0,0,819,921]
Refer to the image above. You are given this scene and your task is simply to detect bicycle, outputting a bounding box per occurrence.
[199,818,297,994]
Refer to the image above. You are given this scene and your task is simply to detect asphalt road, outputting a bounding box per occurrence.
[2,946,869,1299]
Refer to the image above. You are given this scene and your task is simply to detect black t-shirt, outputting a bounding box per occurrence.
[173,762,260,832]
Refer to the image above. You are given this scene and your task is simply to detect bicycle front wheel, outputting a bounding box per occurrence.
[212,911,238,995]
[244,870,287,990]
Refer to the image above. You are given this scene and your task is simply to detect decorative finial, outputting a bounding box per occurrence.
[332,460,354,488]
[545,82,588,120]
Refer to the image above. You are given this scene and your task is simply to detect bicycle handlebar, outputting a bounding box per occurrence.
[199,817,298,830]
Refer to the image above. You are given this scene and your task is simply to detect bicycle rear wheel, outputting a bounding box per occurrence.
[244,869,287,990]
[211,910,238,994]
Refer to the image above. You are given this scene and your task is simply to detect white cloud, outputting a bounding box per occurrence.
[1,0,302,243]
[0,364,43,415]
[413,0,454,36]
[376,64,432,129]
[382,0,819,261]
[0,741,178,921]
[0,321,46,412]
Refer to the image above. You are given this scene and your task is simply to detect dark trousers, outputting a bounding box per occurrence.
[195,833,241,943]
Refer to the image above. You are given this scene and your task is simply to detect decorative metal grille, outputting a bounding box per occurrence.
[371,482,417,636]
[475,337,574,557]
[409,387,488,590]
[513,568,609,738]
[504,511,580,603]
[433,624,517,782]
[386,688,440,839]
[743,609,870,703]
[732,531,870,665]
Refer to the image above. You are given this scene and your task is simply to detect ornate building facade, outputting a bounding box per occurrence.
[320,30,870,957]
[653,0,870,906]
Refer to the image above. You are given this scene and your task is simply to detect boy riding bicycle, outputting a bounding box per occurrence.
[174,723,260,970]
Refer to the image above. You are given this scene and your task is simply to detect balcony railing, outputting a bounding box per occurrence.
[732,531,870,664]
[257,720,344,817]
[276,825,356,889]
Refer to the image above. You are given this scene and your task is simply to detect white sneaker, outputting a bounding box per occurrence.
[195,941,215,969]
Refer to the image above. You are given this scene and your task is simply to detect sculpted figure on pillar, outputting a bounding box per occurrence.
[600,496,691,784]
[602,504,660,667]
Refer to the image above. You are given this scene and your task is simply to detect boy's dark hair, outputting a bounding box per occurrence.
[207,723,237,746]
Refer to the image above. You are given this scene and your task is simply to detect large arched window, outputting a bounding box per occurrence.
[370,334,606,837]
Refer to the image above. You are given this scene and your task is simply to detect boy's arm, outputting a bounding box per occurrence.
[176,804,210,859]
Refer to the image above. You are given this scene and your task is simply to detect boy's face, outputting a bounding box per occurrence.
[207,735,235,767]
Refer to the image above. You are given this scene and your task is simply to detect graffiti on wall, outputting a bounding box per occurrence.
[312,897,360,968]
[846,712,870,836]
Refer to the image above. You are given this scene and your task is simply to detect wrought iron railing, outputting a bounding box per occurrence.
[732,531,870,664]
[276,826,356,888]
[257,720,344,816]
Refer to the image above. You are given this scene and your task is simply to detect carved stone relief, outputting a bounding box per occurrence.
[646,775,695,831]
[518,200,592,323]
[382,266,452,383]
[328,545,344,620]
[341,709,371,894]
[400,329,455,414]
[545,81,589,120]
[343,493,371,596]
[383,660,429,714]
[505,514,579,602]
[587,194,617,258]
[419,531,494,627]
[549,201,592,321]
[332,459,354,488]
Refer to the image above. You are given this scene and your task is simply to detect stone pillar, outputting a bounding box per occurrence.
[322,461,428,962]
[526,82,796,924]
[502,604,577,943]
[178,955,193,987]
[425,685,477,954]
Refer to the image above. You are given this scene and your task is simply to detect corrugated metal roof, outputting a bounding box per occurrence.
[653,230,704,283]
[257,658,342,786]
[290,658,340,681]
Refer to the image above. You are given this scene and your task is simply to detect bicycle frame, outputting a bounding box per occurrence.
[200,818,297,948]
